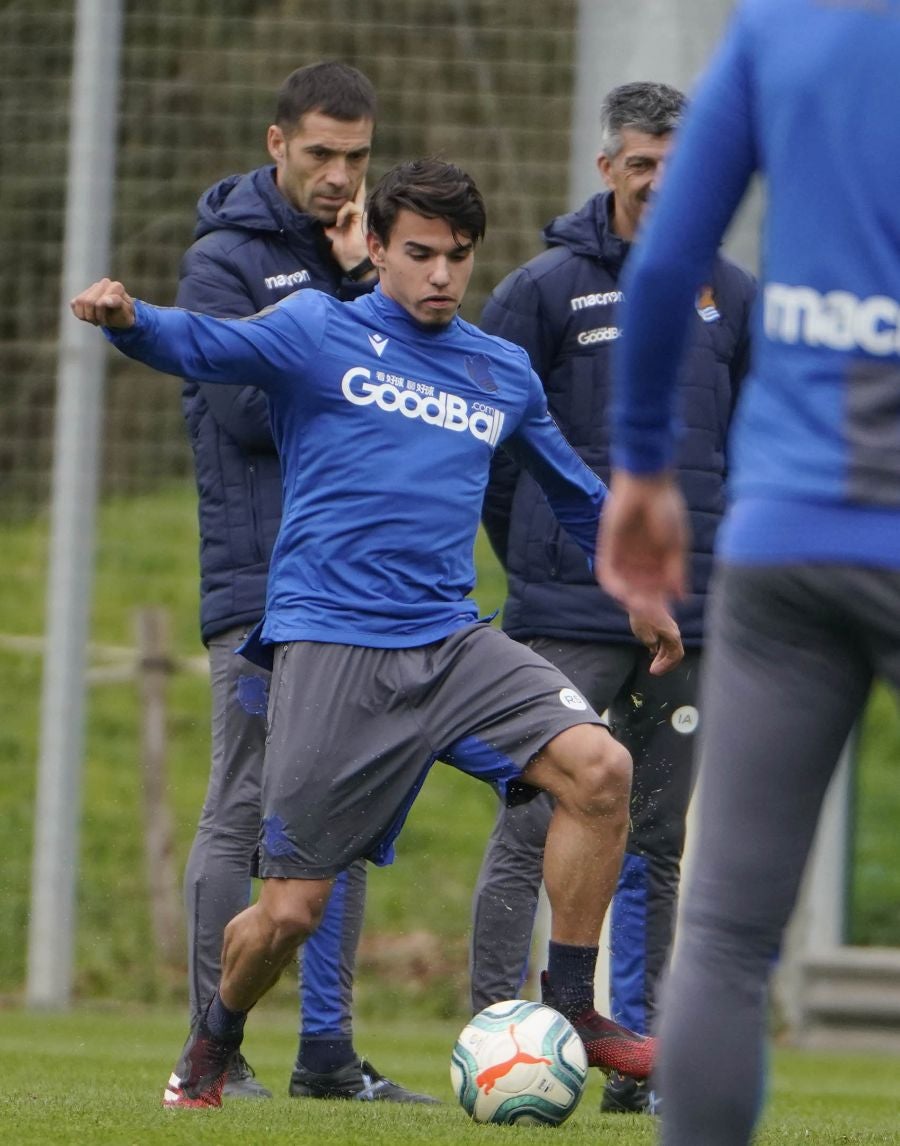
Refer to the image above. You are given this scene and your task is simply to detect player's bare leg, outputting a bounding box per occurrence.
[164,878,332,1108]
[525,723,630,944]
[219,877,334,1010]
[523,724,656,1080]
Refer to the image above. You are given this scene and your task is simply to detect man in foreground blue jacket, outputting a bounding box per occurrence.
[471,82,755,1114]
[72,157,683,1110]
[177,61,434,1103]
[600,3,900,1142]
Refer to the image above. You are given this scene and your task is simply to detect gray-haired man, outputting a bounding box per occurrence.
[472,81,754,1114]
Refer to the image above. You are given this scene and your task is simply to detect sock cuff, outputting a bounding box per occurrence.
[205,990,247,1043]
[547,941,599,1013]
[296,1036,355,1075]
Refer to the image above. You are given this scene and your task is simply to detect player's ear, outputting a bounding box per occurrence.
[366,230,386,267]
[267,124,286,164]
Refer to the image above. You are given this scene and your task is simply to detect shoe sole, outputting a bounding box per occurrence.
[162,1071,224,1109]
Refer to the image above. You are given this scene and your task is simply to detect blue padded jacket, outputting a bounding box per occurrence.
[480,191,755,646]
[176,165,372,642]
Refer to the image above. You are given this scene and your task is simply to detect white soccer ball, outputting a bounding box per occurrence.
[450,999,588,1126]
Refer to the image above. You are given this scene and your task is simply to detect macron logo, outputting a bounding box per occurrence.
[570,289,624,311]
[765,283,900,355]
[264,269,311,290]
[368,332,389,357]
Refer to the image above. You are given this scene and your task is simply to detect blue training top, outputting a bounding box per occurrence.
[106,285,605,651]
[613,0,900,569]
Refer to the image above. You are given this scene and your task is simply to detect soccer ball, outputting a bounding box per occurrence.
[450,999,588,1126]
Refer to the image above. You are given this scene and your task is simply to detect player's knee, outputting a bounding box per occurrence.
[525,725,631,821]
[571,734,632,822]
[258,885,328,949]
[274,900,325,945]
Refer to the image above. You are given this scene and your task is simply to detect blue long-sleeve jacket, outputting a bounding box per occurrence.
[107,287,607,650]
[615,0,900,569]
[176,165,372,643]
[481,192,755,645]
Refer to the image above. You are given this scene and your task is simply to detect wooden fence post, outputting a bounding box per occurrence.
[135,607,183,967]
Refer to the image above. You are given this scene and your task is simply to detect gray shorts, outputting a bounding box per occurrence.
[259,622,604,878]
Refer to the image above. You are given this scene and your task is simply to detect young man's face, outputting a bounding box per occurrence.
[367,210,476,328]
[267,110,373,224]
[598,128,672,242]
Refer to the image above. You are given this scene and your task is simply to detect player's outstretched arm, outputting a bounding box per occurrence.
[69,279,319,393]
[70,278,136,329]
[503,370,607,560]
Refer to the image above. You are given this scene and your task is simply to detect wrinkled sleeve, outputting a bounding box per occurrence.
[103,293,322,396]
[613,3,758,475]
[502,366,606,563]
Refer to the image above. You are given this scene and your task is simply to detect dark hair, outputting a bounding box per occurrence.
[275,62,377,133]
[599,82,686,158]
[366,158,487,246]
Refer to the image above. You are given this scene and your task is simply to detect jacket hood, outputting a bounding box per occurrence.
[194,165,322,244]
[542,191,630,271]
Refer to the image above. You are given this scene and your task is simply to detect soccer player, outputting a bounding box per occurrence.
[72,157,682,1110]
[176,61,433,1102]
[471,80,754,1115]
[599,3,900,1144]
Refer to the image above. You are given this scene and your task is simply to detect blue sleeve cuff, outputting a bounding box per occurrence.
[101,298,154,347]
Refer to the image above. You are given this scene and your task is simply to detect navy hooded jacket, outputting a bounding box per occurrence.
[176,165,372,643]
[480,191,755,646]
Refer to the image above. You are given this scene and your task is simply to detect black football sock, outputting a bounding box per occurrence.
[204,990,247,1044]
[546,940,599,1015]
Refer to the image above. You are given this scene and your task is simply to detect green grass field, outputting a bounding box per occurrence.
[0,1005,897,1145]
[0,483,898,1144]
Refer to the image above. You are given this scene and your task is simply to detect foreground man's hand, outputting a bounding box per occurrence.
[70,278,136,329]
[598,470,689,620]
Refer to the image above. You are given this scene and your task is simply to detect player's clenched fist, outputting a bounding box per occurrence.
[70,278,136,329]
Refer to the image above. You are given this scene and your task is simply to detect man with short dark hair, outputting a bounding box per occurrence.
[471,80,754,1115]
[177,61,433,1103]
[72,156,682,1111]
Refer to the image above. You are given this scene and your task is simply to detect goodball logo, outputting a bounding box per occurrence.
[341,366,505,445]
[559,688,587,711]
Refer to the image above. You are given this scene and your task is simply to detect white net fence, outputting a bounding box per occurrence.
[1,0,576,519]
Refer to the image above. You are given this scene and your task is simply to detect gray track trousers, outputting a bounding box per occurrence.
[657,563,900,1145]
